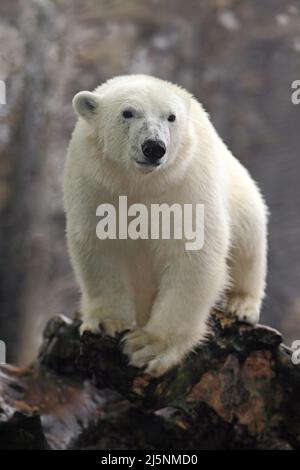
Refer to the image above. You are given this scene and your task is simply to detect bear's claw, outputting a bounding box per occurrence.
[123,328,181,376]
[80,318,132,337]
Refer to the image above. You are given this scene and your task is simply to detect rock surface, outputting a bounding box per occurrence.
[0,309,299,450]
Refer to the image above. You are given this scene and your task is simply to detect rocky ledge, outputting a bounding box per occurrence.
[0,309,299,450]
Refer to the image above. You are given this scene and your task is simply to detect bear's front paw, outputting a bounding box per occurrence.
[222,294,260,325]
[123,328,182,377]
[80,318,133,337]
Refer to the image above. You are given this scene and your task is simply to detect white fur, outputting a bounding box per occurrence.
[64,75,268,377]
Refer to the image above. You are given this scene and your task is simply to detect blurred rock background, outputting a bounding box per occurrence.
[0,0,300,364]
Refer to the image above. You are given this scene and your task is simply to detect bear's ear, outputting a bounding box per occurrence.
[72,91,100,120]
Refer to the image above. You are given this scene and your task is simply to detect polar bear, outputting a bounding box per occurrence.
[64,75,268,377]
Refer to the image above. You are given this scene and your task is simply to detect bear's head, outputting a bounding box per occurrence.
[72,75,195,178]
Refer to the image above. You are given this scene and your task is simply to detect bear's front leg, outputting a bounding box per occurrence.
[79,258,137,337]
[69,235,136,336]
[123,251,227,376]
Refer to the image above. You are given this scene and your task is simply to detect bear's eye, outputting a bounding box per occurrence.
[168,114,176,122]
[122,109,134,119]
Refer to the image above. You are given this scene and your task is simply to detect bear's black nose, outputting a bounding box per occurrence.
[141,139,166,163]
